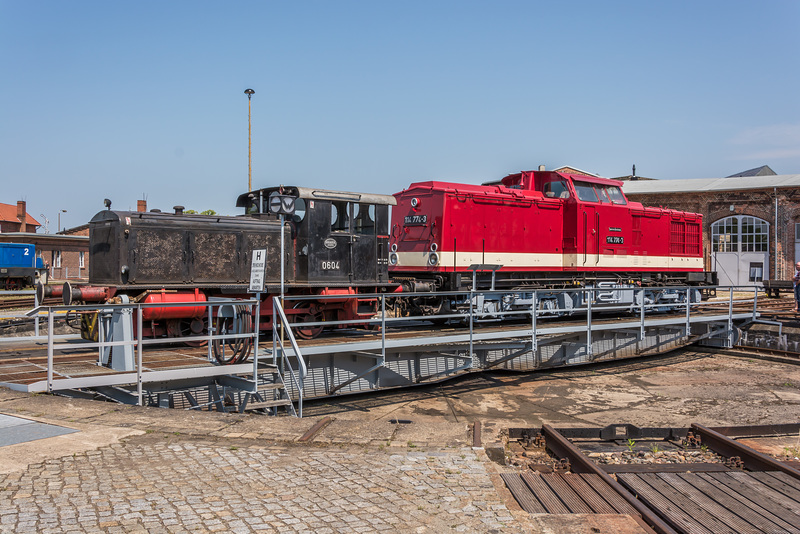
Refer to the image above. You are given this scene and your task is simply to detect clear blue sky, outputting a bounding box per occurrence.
[2,1,798,230]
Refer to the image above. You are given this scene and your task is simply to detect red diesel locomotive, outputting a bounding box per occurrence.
[388,170,715,317]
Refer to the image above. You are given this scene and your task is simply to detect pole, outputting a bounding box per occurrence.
[244,89,255,192]
[280,213,285,354]
[774,187,778,280]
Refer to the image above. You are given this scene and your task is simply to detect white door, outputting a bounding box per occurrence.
[711,216,769,288]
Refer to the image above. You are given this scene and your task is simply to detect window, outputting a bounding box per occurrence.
[573,181,599,202]
[54,251,62,268]
[79,251,85,269]
[711,215,768,253]
[749,262,764,282]
[602,185,627,205]
[542,180,570,199]
[291,198,306,223]
[331,201,350,232]
[353,204,376,235]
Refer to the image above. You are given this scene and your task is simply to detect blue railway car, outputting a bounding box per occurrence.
[0,243,42,290]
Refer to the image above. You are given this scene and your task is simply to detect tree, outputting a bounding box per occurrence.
[183,209,217,215]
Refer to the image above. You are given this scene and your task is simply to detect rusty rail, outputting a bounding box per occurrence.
[691,423,800,480]
[298,416,333,442]
[541,424,677,534]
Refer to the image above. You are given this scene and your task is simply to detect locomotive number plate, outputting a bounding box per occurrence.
[404,214,427,225]
[606,236,624,244]
[321,261,340,270]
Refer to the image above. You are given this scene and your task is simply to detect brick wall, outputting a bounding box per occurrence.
[626,188,799,280]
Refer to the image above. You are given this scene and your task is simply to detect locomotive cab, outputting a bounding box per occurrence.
[237,186,396,286]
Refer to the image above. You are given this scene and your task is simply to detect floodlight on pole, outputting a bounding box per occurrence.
[58,209,67,233]
[244,88,255,192]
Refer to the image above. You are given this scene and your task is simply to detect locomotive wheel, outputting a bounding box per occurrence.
[292,302,324,339]
[182,318,208,347]
[212,305,253,364]
[166,318,208,347]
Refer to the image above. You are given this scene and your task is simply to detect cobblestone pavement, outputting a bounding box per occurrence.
[0,435,531,533]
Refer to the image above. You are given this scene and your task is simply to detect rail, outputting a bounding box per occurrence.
[278,284,760,359]
[271,296,306,417]
[540,424,678,534]
[10,298,260,406]
[0,284,763,413]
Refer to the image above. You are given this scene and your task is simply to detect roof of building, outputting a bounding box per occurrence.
[0,203,41,227]
[621,174,800,195]
[552,166,600,177]
[726,165,776,178]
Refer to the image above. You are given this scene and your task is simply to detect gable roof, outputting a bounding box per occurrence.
[726,165,776,178]
[0,203,41,227]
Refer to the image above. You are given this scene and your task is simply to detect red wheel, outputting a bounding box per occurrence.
[292,302,324,339]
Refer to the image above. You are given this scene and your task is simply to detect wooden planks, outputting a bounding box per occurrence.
[502,472,641,515]
[618,472,800,534]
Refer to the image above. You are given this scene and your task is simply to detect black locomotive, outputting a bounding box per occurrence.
[65,186,396,362]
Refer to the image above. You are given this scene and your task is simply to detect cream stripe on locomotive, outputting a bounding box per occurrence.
[395,251,704,271]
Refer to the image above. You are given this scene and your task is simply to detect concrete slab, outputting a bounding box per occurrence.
[0,413,77,447]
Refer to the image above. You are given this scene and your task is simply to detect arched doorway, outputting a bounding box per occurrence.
[711,215,769,287]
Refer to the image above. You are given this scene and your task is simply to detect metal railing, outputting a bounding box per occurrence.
[272,284,760,359]
[13,298,260,406]
[0,284,763,414]
[271,296,306,417]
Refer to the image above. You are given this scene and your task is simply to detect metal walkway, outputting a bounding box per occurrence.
[0,287,761,416]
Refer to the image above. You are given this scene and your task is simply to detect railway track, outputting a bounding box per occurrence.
[504,423,800,534]
[0,296,60,311]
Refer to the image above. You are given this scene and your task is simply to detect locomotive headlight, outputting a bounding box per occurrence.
[430,242,438,252]
[428,252,439,266]
[389,252,399,265]
[411,197,420,208]
[391,243,398,252]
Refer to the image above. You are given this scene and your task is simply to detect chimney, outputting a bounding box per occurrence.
[538,165,546,171]
[137,199,147,213]
[16,201,26,232]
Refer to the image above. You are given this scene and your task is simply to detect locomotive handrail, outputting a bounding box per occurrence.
[16,298,260,405]
[272,296,306,417]
[271,285,723,332]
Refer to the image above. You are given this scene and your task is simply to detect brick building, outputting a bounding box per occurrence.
[620,168,800,287]
[0,201,40,233]
[50,224,90,280]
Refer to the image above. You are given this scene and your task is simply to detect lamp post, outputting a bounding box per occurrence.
[58,209,67,233]
[244,88,255,192]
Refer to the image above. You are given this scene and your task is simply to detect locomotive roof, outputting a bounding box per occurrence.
[483,170,624,188]
[236,186,396,207]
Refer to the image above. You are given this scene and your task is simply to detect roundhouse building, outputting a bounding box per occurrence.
[619,166,800,288]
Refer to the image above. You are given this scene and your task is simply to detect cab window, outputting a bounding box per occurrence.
[542,180,571,199]
[353,203,376,235]
[573,181,599,202]
[603,185,627,205]
[292,198,307,222]
[331,201,350,232]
